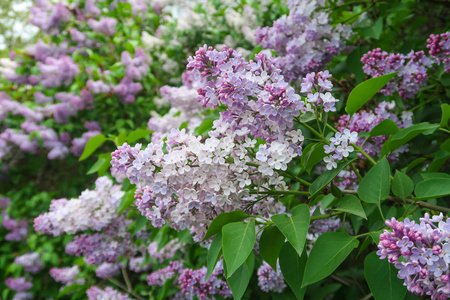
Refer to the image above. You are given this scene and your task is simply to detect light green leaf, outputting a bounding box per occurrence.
[335,195,367,219]
[302,232,359,287]
[86,157,106,175]
[441,103,450,128]
[310,159,357,198]
[380,123,440,157]
[358,157,390,205]
[279,242,307,300]
[126,129,153,144]
[194,118,215,135]
[422,173,450,180]
[206,232,222,280]
[203,211,249,241]
[222,219,256,277]
[364,252,407,300]
[415,178,450,200]
[79,135,107,161]
[272,204,310,257]
[369,119,399,137]
[117,188,136,213]
[345,72,398,115]
[259,225,285,272]
[392,171,414,200]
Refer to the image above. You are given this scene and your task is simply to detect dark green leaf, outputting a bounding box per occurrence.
[335,195,367,219]
[358,157,390,205]
[279,242,307,300]
[272,204,310,257]
[345,72,398,115]
[203,211,249,240]
[415,178,450,200]
[310,159,357,197]
[441,103,450,128]
[369,119,399,137]
[302,232,359,287]
[302,143,326,175]
[206,232,223,280]
[226,252,254,300]
[364,252,407,300]
[132,215,147,236]
[260,225,285,271]
[222,219,256,277]
[392,171,414,200]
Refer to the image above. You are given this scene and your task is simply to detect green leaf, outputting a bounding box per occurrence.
[369,119,399,137]
[335,195,367,219]
[414,178,450,200]
[428,151,450,173]
[260,225,287,271]
[226,252,254,300]
[272,204,310,257]
[203,211,249,240]
[301,143,326,174]
[330,181,343,199]
[309,159,357,197]
[126,129,153,144]
[279,242,307,300]
[194,118,215,135]
[358,157,390,205]
[117,188,136,213]
[345,72,398,115]
[79,135,107,161]
[302,232,359,287]
[206,232,223,280]
[364,252,407,300]
[422,173,450,180]
[300,111,315,123]
[402,157,426,173]
[380,123,440,157]
[57,284,80,298]
[86,157,106,175]
[132,215,148,236]
[392,171,414,200]
[441,103,450,127]
[222,219,256,277]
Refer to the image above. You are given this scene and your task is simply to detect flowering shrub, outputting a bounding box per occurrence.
[1,0,450,300]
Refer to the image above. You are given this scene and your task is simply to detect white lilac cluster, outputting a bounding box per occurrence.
[186,45,304,142]
[86,286,131,300]
[148,70,205,143]
[257,262,286,293]
[128,256,151,273]
[95,262,120,279]
[255,0,352,82]
[323,129,358,170]
[300,70,338,113]
[378,214,450,300]
[49,266,82,286]
[111,128,292,241]
[14,253,43,274]
[33,177,124,235]
[148,238,184,263]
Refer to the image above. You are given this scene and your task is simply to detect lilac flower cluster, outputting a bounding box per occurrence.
[70,122,102,156]
[95,262,120,279]
[29,0,71,35]
[87,17,118,36]
[147,261,183,286]
[377,214,450,299]
[128,256,151,273]
[186,45,304,142]
[86,286,131,300]
[5,277,33,292]
[14,253,43,274]
[255,0,352,82]
[30,55,80,88]
[49,266,81,285]
[257,262,286,293]
[427,32,450,73]
[34,177,124,235]
[337,101,412,161]
[148,238,184,263]
[2,216,28,242]
[300,70,338,113]
[323,129,358,170]
[111,128,288,241]
[361,48,433,98]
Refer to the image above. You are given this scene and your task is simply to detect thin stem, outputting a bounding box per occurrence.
[310,211,343,221]
[352,144,377,166]
[122,267,132,293]
[349,163,363,181]
[439,128,450,134]
[108,278,145,300]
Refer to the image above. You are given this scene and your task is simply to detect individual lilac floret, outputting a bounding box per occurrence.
[5,277,32,292]
[257,262,286,293]
[87,17,118,36]
[255,1,352,82]
[361,48,432,98]
[377,214,450,299]
[86,286,131,300]
[14,253,43,273]
[323,129,357,170]
[427,32,450,73]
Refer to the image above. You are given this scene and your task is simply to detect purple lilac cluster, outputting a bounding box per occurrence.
[300,70,338,113]
[49,266,81,285]
[2,216,28,242]
[361,48,433,98]
[34,177,124,235]
[255,0,352,82]
[111,128,290,241]
[377,214,450,299]
[147,261,183,286]
[148,70,205,143]
[87,17,118,36]
[322,129,358,170]
[5,277,33,300]
[337,101,412,162]
[148,238,184,263]
[186,45,304,142]
[427,32,450,73]
[29,0,71,35]
[128,256,151,273]
[14,253,43,274]
[86,286,131,300]
[95,262,120,279]
[257,262,286,293]
[30,55,80,88]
